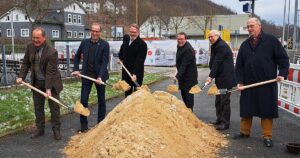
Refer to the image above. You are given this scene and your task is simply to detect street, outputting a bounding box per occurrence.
[0,67,299,158]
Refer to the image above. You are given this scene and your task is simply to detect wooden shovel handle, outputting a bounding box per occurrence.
[119,61,140,87]
[21,81,70,109]
[78,74,112,87]
[242,79,278,89]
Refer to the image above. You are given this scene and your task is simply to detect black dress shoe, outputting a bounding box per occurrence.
[53,130,62,140]
[77,123,89,133]
[215,124,229,130]
[30,130,44,139]
[209,120,222,125]
[232,133,250,139]
[263,139,273,147]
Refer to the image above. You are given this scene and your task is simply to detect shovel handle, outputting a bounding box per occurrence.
[228,79,278,93]
[119,61,140,87]
[242,79,278,89]
[78,74,112,87]
[21,81,70,109]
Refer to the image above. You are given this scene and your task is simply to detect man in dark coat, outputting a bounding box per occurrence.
[119,24,147,97]
[207,30,235,130]
[175,32,198,111]
[72,23,110,132]
[234,17,289,147]
[16,27,63,140]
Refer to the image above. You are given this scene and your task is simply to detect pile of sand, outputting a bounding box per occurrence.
[64,89,227,158]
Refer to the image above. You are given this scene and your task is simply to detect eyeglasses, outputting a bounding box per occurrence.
[91,30,100,33]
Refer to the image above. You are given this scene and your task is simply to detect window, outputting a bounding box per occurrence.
[7,29,12,37]
[78,15,81,24]
[73,15,77,23]
[6,16,10,21]
[86,32,91,38]
[78,32,84,38]
[25,15,28,20]
[52,30,59,38]
[0,30,2,37]
[68,14,72,23]
[67,31,72,38]
[73,31,77,38]
[15,14,19,21]
[21,29,29,37]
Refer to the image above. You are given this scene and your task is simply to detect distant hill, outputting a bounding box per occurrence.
[0,0,283,37]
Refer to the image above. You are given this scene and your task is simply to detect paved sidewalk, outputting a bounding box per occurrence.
[0,68,300,158]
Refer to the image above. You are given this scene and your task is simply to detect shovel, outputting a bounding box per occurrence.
[166,78,179,93]
[119,61,140,87]
[21,81,90,116]
[209,79,278,95]
[77,74,113,87]
[77,74,130,92]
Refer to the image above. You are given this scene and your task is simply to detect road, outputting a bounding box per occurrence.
[0,67,299,158]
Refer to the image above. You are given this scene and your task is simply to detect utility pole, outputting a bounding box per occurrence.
[293,0,298,50]
[136,0,138,25]
[282,0,287,44]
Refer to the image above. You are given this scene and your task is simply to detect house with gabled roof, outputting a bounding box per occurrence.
[0,0,89,40]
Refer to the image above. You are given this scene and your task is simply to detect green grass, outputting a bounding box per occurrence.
[0,72,165,137]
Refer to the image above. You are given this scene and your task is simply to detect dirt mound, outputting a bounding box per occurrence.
[64,90,228,158]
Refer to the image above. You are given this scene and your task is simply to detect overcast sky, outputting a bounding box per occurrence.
[210,0,298,26]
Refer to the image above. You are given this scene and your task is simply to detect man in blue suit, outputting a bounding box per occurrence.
[72,23,110,132]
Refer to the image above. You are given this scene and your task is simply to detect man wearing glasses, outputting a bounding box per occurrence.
[72,23,110,132]
[206,30,235,131]
[119,24,147,97]
[234,17,289,147]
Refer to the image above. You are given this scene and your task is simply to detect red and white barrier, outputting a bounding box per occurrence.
[288,64,300,83]
[278,100,300,117]
[278,64,300,117]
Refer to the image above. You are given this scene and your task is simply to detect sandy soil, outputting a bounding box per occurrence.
[64,89,228,158]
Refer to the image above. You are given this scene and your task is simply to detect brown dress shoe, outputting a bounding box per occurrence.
[232,133,250,139]
[53,130,62,140]
[30,130,44,139]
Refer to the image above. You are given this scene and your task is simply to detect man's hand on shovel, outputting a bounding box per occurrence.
[71,71,80,78]
[96,77,104,85]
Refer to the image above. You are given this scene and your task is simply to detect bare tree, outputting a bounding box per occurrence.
[16,0,52,29]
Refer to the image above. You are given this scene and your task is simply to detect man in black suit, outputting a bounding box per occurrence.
[119,24,147,97]
[207,30,235,130]
[175,32,198,111]
[72,23,110,132]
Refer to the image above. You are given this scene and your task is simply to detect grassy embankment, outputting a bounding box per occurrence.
[0,72,164,137]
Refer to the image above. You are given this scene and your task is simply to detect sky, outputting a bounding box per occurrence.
[210,0,297,26]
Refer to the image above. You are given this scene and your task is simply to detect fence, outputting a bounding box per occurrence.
[278,63,300,117]
[0,44,121,87]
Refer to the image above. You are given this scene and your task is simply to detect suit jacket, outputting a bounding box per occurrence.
[236,32,289,118]
[209,37,235,89]
[176,41,198,90]
[73,38,110,81]
[119,35,147,85]
[19,42,63,93]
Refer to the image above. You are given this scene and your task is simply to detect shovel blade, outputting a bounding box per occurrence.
[74,101,90,116]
